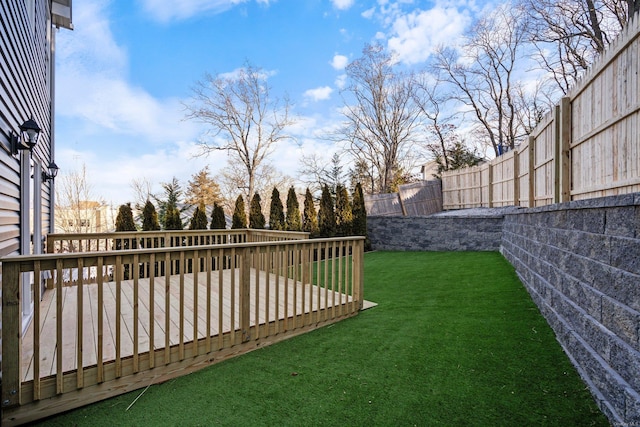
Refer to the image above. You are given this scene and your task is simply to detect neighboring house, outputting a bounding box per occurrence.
[420,160,439,181]
[0,0,73,367]
[55,201,118,233]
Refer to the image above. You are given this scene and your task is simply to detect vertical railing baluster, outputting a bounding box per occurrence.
[284,246,290,331]
[33,260,41,400]
[115,256,122,378]
[193,249,199,355]
[274,245,281,334]
[230,247,236,345]
[218,247,224,350]
[254,248,260,340]
[205,249,212,354]
[77,257,84,389]
[164,251,171,364]
[240,247,251,342]
[133,254,139,373]
[265,245,271,335]
[149,253,156,369]
[55,258,64,393]
[179,251,185,361]
[97,257,104,382]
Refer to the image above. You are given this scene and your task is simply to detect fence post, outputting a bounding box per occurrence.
[486,163,494,208]
[2,260,23,408]
[528,136,535,207]
[513,149,520,206]
[240,246,251,342]
[557,97,572,203]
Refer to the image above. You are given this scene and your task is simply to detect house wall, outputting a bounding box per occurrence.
[0,0,55,381]
[501,194,640,425]
[0,1,54,257]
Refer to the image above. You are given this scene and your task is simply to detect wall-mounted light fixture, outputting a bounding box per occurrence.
[42,162,59,182]
[10,117,42,155]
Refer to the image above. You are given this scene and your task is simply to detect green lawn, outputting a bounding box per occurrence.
[36,251,608,426]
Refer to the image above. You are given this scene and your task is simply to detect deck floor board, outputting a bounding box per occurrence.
[21,268,351,381]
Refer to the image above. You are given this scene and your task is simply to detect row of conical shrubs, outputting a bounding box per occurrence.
[115,183,368,242]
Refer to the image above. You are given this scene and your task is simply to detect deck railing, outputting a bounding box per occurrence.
[46,229,310,253]
[44,229,311,287]
[1,233,364,425]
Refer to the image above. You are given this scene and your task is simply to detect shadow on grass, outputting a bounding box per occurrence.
[35,251,608,426]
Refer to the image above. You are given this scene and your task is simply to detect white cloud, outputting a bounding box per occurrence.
[331,0,355,10]
[56,141,225,205]
[304,86,333,102]
[387,7,471,64]
[54,0,208,205]
[57,0,127,76]
[56,1,199,143]
[362,7,376,19]
[138,0,250,22]
[335,74,347,90]
[330,54,349,70]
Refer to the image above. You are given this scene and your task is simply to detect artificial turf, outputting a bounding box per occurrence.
[35,251,609,426]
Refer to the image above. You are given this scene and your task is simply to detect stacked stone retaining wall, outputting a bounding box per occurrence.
[501,194,640,425]
[367,209,511,251]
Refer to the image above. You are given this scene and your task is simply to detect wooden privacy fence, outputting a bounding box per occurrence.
[365,180,443,216]
[1,235,364,425]
[443,13,640,209]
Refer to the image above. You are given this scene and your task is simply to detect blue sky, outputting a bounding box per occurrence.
[55,0,491,205]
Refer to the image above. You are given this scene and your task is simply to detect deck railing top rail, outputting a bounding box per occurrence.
[46,229,311,254]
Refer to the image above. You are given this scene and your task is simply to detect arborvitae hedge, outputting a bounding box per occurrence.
[116,203,137,231]
[210,202,226,229]
[302,188,319,237]
[286,186,302,231]
[318,184,336,238]
[115,203,137,278]
[232,195,247,229]
[249,193,265,229]
[189,203,208,230]
[141,200,160,231]
[335,184,352,237]
[352,182,370,250]
[269,187,284,230]
[164,205,183,230]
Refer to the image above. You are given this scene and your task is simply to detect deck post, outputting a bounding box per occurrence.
[2,260,23,408]
[354,239,364,310]
[240,246,251,342]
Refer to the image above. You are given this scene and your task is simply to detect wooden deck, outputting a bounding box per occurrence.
[21,268,354,382]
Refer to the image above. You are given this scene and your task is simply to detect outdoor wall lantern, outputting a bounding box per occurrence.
[10,117,42,155]
[42,162,59,182]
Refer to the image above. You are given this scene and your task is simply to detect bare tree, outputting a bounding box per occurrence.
[524,0,637,94]
[55,164,111,234]
[433,4,530,156]
[216,162,294,216]
[298,152,348,196]
[413,73,457,171]
[130,177,153,210]
[185,62,295,204]
[340,43,423,193]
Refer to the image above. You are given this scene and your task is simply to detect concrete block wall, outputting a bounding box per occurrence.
[501,194,640,425]
[367,213,506,251]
